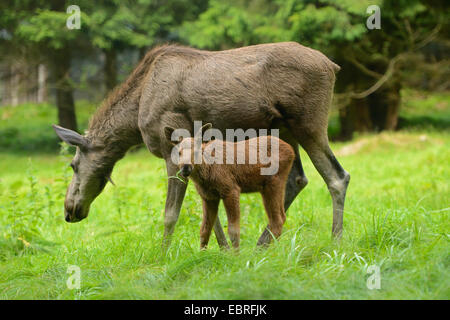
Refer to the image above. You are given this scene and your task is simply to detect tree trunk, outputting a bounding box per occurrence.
[368,81,401,131]
[337,70,401,139]
[336,49,403,139]
[10,63,20,106]
[338,98,372,140]
[104,48,117,92]
[51,48,77,131]
[37,64,47,103]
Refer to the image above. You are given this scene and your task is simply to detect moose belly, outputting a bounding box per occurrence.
[239,184,264,194]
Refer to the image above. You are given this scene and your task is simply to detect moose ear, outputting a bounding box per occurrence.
[164,126,175,142]
[52,124,88,149]
[164,126,179,145]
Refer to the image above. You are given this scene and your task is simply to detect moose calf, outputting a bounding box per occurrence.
[165,124,295,249]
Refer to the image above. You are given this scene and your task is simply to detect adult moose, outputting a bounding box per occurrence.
[53,42,350,248]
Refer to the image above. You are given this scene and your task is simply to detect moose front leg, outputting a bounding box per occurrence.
[213,216,230,249]
[163,163,188,250]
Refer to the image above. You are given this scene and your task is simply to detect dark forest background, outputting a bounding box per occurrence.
[1,0,448,141]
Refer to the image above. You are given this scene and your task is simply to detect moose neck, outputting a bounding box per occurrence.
[86,45,172,164]
[87,89,143,163]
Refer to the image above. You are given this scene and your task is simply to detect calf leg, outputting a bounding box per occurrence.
[258,139,303,245]
[222,190,241,249]
[275,127,309,210]
[200,198,220,249]
[258,179,286,246]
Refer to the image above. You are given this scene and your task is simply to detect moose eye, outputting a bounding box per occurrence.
[70,163,77,173]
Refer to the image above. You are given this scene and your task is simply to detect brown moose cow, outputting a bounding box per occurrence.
[52,42,350,249]
[166,123,295,248]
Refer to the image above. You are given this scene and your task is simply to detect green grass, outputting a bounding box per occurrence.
[0,91,449,299]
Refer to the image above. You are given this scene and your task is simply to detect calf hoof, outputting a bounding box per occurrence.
[256,228,272,247]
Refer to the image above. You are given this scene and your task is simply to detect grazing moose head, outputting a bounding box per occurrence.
[53,125,114,223]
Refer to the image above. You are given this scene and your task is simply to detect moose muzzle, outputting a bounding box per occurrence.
[64,201,88,223]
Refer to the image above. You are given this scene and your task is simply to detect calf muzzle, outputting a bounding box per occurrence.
[181,164,193,177]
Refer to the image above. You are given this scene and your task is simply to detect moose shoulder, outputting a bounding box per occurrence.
[53,42,349,247]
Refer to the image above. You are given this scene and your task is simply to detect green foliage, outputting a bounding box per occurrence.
[179,0,381,51]
[288,3,367,45]
[80,0,210,49]
[177,0,449,108]
[84,2,151,49]
[16,9,84,49]
[0,101,96,153]
[5,0,208,54]
[181,0,264,49]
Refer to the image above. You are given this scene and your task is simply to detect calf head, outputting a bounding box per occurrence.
[164,123,212,178]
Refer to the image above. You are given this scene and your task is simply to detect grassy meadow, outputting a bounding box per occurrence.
[0,90,449,299]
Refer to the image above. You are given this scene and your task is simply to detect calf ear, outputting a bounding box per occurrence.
[199,122,212,142]
[201,123,212,133]
[52,125,88,149]
[197,123,212,139]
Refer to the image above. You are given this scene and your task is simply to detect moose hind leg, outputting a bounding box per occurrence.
[284,145,308,210]
[300,136,350,238]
